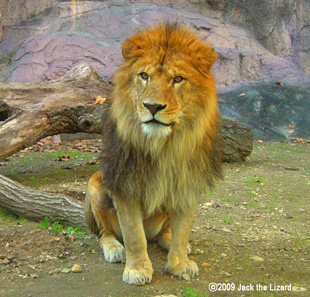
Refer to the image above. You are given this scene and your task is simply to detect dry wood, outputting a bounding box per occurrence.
[0,174,85,226]
[0,63,112,161]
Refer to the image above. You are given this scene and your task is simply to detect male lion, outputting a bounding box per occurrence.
[84,23,222,285]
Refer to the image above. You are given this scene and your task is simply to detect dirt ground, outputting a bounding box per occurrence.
[0,140,309,297]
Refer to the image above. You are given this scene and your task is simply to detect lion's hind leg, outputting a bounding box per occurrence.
[84,171,125,263]
[99,216,125,263]
[157,226,192,255]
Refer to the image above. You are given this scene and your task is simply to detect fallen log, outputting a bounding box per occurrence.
[0,174,85,226]
[0,63,112,160]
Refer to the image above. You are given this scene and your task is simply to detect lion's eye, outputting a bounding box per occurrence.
[140,72,149,80]
[173,76,183,84]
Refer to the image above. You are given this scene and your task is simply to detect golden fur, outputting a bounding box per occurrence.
[84,23,222,285]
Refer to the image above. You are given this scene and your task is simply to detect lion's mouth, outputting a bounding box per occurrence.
[143,119,172,127]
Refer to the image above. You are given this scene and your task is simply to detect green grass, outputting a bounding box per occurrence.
[39,217,63,234]
[223,216,234,224]
[183,288,201,297]
[39,217,85,236]
[67,225,85,237]
[245,176,265,187]
[0,52,15,65]
[292,235,309,245]
[39,217,50,230]
[57,151,83,157]
[0,209,27,223]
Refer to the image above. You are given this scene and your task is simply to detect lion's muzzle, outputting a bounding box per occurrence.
[143,102,167,116]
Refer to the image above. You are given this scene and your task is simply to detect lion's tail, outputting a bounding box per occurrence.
[84,172,101,236]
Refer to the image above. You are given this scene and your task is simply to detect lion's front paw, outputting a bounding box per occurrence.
[165,259,199,281]
[123,261,153,285]
[103,241,126,263]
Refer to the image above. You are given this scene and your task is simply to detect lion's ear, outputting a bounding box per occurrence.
[122,37,141,61]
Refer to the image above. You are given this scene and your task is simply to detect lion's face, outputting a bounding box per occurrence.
[112,23,218,143]
[133,60,191,138]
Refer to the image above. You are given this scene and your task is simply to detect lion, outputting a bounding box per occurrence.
[84,23,222,285]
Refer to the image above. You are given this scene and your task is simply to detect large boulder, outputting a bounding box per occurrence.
[219,84,310,140]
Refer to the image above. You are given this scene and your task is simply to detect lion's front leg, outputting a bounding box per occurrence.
[113,197,153,286]
[165,209,198,281]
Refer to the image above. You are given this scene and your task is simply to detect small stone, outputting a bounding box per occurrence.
[71,264,82,273]
[292,286,307,292]
[222,228,232,233]
[28,265,36,270]
[194,248,204,255]
[221,271,231,277]
[49,268,62,275]
[201,202,213,209]
[221,253,227,258]
[30,273,39,278]
[2,258,10,265]
[251,256,264,262]
[234,267,243,270]
[61,268,71,274]
[181,273,190,281]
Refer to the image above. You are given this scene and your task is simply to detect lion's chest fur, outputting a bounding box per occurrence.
[101,116,222,216]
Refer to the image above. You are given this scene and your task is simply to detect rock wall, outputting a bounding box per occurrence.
[0,1,309,89]
[131,0,310,74]
[0,10,2,42]
[0,0,56,26]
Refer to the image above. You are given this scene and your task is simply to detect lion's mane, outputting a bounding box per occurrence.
[101,23,222,215]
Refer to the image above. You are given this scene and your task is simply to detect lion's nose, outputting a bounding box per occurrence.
[143,103,167,116]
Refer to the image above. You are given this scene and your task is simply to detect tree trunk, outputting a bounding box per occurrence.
[0,63,253,224]
[0,174,85,226]
[0,63,112,161]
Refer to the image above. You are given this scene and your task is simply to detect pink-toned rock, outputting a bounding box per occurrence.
[0,0,56,26]
[0,1,309,89]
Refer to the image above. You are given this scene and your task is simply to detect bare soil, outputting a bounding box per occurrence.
[0,140,309,297]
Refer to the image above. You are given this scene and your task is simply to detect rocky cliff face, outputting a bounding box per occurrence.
[0,0,56,26]
[0,0,309,140]
[1,1,309,88]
